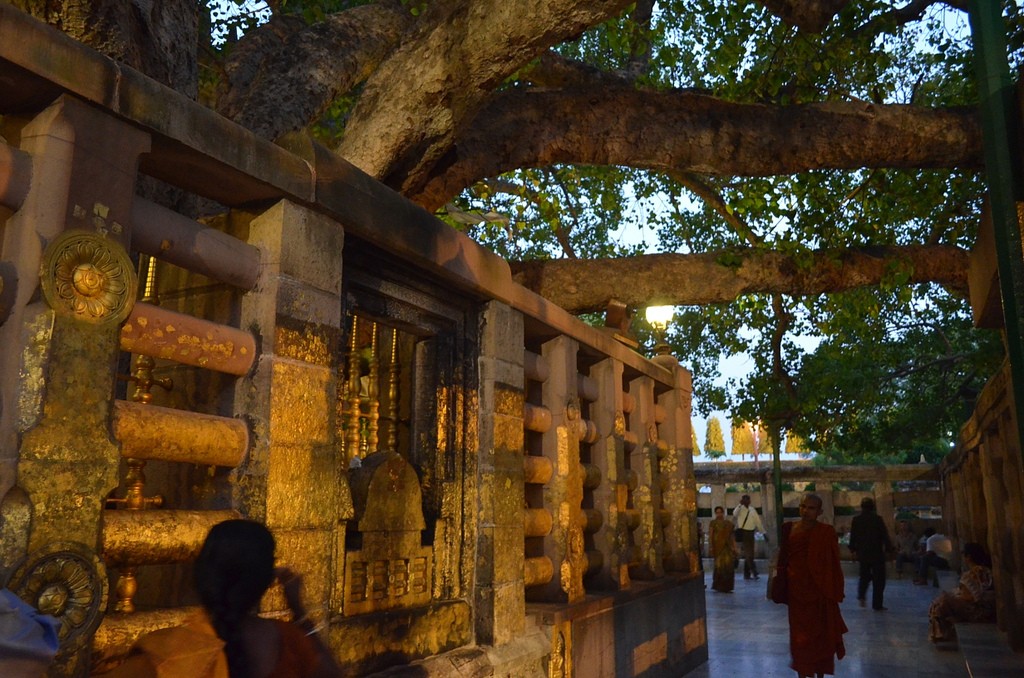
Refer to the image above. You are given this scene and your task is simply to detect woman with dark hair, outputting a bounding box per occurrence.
[928,541,996,643]
[101,520,342,678]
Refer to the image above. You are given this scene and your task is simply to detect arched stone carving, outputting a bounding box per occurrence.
[343,450,431,615]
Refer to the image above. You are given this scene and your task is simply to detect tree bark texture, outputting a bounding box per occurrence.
[511,245,969,313]
[415,89,981,210]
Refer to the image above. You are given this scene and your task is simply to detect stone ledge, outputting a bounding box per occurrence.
[954,623,1024,677]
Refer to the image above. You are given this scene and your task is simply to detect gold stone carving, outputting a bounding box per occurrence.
[344,451,432,615]
[40,230,137,325]
[9,542,108,647]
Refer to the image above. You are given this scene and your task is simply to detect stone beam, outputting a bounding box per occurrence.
[694,462,939,485]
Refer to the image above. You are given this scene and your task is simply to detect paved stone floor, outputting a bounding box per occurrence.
[683,561,967,677]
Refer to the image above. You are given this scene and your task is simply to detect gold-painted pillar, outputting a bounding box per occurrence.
[654,360,697,573]
[587,357,629,589]
[627,374,664,579]
[530,335,585,603]
[1,96,150,675]
[474,300,525,645]
[235,200,352,625]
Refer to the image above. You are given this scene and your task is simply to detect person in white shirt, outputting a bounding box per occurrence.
[731,494,766,580]
[914,528,953,585]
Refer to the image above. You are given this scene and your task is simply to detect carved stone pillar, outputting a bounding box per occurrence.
[587,357,628,589]
[653,362,695,573]
[626,374,664,579]
[235,200,350,621]
[531,335,585,603]
[2,96,149,675]
[475,300,525,644]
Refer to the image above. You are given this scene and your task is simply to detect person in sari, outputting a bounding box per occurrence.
[709,506,738,592]
[777,493,847,678]
[928,541,995,643]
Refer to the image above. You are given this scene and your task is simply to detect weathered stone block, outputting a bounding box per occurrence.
[268,361,333,446]
[492,413,525,456]
[327,601,471,675]
[480,302,524,365]
[480,356,525,391]
[266,444,339,529]
[475,523,525,585]
[475,581,526,645]
[273,320,339,367]
[263,527,334,619]
[251,201,344,294]
[275,278,342,327]
[477,468,525,528]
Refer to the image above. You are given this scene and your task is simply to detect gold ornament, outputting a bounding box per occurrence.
[40,230,137,325]
[9,542,108,647]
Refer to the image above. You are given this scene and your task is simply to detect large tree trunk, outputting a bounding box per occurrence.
[511,244,969,313]
[12,0,198,97]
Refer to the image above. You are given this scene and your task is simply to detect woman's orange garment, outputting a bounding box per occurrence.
[709,517,736,592]
[784,521,848,676]
[928,564,996,642]
[98,612,321,678]
[269,618,321,678]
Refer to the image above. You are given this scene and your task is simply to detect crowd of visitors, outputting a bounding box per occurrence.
[700,493,1000,677]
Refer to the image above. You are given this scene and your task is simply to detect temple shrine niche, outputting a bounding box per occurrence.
[343,450,432,616]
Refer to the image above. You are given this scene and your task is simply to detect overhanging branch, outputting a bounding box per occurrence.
[510,244,969,313]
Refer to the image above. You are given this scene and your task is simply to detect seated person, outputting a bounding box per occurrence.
[100,519,343,678]
[914,528,952,585]
[928,542,995,643]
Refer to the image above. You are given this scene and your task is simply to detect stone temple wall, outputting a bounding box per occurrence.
[0,6,706,677]
[943,362,1024,651]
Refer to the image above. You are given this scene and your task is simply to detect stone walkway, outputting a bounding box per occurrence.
[683,562,967,677]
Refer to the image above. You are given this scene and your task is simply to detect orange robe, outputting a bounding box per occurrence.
[97,612,320,678]
[783,521,847,676]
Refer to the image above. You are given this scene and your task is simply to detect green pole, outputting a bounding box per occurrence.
[771,426,783,544]
[968,1,1024,457]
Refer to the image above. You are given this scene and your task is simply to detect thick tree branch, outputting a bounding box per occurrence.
[413,88,981,210]
[337,0,633,190]
[510,244,968,314]
[217,2,411,140]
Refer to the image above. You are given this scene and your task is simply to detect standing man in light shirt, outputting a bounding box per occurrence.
[732,494,766,580]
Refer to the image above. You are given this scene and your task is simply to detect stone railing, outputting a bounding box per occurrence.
[943,361,1024,651]
[694,462,942,561]
[0,6,709,676]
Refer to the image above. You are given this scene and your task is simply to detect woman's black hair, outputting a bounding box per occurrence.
[962,542,992,568]
[194,519,276,678]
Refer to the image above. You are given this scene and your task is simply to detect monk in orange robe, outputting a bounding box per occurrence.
[778,493,847,678]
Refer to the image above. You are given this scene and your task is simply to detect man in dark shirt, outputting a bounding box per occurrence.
[849,497,895,611]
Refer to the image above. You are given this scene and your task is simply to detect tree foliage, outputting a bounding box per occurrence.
[21,0,1024,464]
[704,416,726,459]
[731,423,755,458]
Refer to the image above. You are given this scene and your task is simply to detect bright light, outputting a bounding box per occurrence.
[645,305,674,331]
